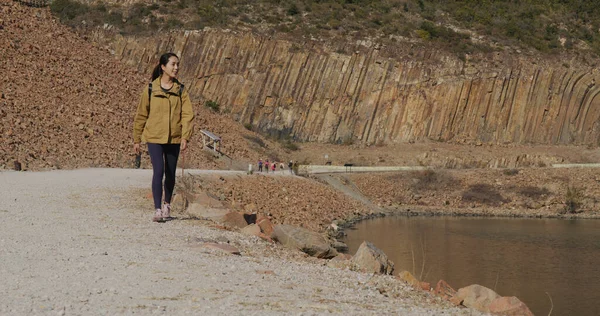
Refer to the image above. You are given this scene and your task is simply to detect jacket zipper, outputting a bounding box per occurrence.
[168,93,172,143]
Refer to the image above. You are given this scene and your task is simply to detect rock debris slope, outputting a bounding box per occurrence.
[0,2,288,171]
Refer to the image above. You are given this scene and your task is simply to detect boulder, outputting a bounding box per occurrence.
[256,232,274,243]
[186,203,229,221]
[222,211,251,229]
[191,191,225,208]
[351,241,394,275]
[434,279,457,301]
[326,253,356,270]
[420,281,431,291]
[489,296,534,316]
[240,224,261,237]
[396,271,420,287]
[455,284,500,313]
[256,214,274,236]
[331,240,349,252]
[271,224,337,259]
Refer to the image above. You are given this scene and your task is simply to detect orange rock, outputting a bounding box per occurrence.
[435,279,457,299]
[257,232,274,243]
[396,271,420,287]
[257,216,275,236]
[222,211,249,229]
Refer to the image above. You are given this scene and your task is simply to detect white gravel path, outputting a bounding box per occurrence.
[0,168,480,315]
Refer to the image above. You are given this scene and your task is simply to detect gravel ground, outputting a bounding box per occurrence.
[0,168,481,315]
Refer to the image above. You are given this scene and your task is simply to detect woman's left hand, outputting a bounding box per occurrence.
[181,139,188,151]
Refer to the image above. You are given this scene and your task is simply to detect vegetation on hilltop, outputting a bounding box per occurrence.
[49,0,600,59]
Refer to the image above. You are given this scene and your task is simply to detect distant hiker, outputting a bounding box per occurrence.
[279,162,285,173]
[288,160,293,174]
[271,161,276,172]
[265,160,270,173]
[258,159,263,172]
[133,52,194,223]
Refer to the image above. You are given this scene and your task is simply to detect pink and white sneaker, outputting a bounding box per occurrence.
[162,203,172,220]
[152,208,165,222]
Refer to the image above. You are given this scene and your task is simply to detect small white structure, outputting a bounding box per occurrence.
[200,129,221,154]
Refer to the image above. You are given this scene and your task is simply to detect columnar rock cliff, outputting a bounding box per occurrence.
[110,29,600,146]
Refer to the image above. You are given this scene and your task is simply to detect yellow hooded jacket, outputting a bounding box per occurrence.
[133,78,194,144]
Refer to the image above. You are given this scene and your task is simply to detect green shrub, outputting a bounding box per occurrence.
[283,140,299,151]
[243,135,266,148]
[204,100,220,112]
[287,3,300,16]
[166,18,183,29]
[342,137,354,145]
[503,169,519,176]
[50,0,86,21]
[130,3,152,18]
[415,29,430,40]
[564,186,583,214]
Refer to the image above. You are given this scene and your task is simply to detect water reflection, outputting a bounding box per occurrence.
[343,216,600,316]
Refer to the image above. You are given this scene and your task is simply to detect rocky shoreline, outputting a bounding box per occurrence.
[187,166,600,236]
[175,169,577,314]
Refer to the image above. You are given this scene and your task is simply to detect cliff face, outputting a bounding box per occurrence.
[110,29,600,146]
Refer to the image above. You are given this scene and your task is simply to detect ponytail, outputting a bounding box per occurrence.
[150,52,179,81]
[150,64,161,81]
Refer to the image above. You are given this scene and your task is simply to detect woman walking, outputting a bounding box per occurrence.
[133,52,194,222]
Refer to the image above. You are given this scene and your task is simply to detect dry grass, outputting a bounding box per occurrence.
[409,169,458,191]
[519,186,551,199]
[462,183,508,206]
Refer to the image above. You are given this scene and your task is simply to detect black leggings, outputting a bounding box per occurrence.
[148,143,181,209]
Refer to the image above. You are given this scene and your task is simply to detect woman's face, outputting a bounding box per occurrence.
[161,56,179,79]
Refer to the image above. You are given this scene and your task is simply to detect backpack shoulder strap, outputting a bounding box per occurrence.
[179,83,184,96]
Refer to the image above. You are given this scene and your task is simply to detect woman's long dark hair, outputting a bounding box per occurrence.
[151,52,179,81]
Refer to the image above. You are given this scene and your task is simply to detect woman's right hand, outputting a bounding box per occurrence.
[133,143,141,155]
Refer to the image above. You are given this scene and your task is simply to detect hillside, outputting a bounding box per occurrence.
[23,0,600,148]
[49,0,600,62]
[0,1,292,170]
